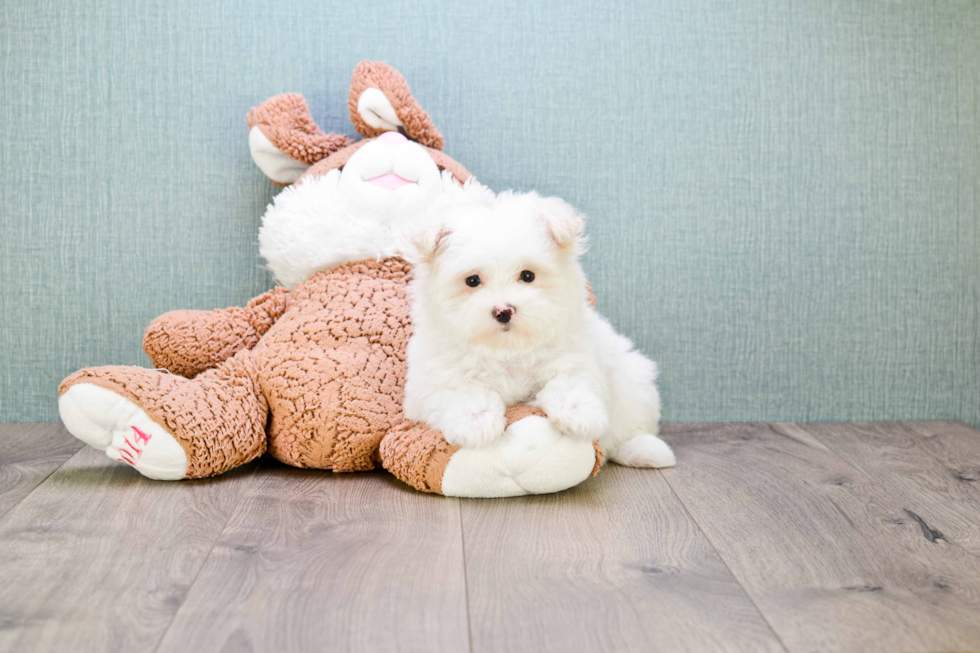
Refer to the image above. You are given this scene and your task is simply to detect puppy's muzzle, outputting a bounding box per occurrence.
[492,305,516,324]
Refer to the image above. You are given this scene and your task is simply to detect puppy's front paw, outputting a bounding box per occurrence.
[436,393,507,449]
[441,409,506,448]
[537,377,610,441]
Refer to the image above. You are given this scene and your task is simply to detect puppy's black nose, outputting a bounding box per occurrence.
[493,305,515,324]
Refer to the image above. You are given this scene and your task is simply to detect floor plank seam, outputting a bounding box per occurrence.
[150,463,263,653]
[791,424,980,563]
[458,500,475,653]
[657,469,792,653]
[0,442,85,523]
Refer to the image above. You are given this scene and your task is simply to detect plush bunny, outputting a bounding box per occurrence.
[58,62,602,497]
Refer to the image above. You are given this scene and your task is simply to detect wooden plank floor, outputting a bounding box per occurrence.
[1,421,979,653]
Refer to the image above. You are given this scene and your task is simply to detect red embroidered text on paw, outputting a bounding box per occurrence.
[119,425,153,465]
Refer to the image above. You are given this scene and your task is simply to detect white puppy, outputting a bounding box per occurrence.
[404,190,675,468]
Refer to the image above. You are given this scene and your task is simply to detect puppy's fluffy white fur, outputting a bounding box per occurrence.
[404,190,675,468]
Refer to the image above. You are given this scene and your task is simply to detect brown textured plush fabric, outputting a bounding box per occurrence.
[247,93,355,166]
[379,419,459,494]
[143,288,291,378]
[258,258,415,472]
[504,404,548,425]
[298,140,369,185]
[422,146,472,184]
[591,441,604,478]
[348,61,445,150]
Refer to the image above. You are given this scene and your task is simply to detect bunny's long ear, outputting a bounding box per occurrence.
[349,62,445,150]
[247,93,355,185]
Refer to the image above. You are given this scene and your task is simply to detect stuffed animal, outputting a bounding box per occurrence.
[58,62,602,497]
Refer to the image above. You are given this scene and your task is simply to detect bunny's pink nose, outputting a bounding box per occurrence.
[378,131,408,145]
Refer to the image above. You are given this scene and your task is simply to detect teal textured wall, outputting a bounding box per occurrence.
[1,0,978,426]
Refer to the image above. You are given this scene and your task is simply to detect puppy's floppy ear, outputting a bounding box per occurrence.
[413,224,453,262]
[538,196,586,253]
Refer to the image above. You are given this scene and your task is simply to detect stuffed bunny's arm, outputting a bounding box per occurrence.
[143,287,290,378]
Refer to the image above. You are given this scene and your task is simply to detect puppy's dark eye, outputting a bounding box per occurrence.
[520,270,535,283]
[465,275,482,288]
